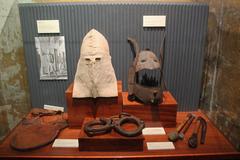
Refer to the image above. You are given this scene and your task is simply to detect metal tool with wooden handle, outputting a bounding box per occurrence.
[199,117,207,144]
[188,116,207,148]
[178,115,196,140]
[188,119,201,148]
[176,113,193,133]
[168,113,194,142]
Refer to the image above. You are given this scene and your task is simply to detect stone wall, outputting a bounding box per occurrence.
[0,0,31,141]
[199,0,240,151]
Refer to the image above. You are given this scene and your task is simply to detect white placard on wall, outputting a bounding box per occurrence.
[37,20,60,33]
[143,15,166,27]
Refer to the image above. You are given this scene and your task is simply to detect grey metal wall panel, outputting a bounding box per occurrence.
[19,2,208,111]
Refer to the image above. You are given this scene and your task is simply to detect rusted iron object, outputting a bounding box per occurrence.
[84,113,145,137]
[178,115,196,140]
[188,116,207,148]
[168,113,194,142]
[127,34,166,105]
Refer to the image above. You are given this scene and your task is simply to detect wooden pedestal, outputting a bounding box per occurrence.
[78,118,144,151]
[122,91,177,127]
[66,81,123,127]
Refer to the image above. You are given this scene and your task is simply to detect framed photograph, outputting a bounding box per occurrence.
[35,36,68,80]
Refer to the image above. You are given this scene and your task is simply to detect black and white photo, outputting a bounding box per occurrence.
[35,36,68,80]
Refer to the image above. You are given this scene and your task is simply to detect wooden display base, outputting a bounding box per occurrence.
[65,81,123,127]
[122,91,177,127]
[78,117,144,151]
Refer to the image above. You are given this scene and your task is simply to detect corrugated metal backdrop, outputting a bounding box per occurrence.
[19,2,208,111]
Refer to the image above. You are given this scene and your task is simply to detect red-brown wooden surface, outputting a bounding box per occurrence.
[0,111,239,159]
[78,117,144,152]
[123,91,177,127]
[66,81,123,127]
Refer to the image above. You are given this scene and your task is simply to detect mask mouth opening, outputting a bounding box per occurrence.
[136,69,161,87]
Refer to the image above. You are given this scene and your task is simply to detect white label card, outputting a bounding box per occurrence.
[147,142,175,150]
[142,127,166,135]
[52,139,79,148]
[37,20,60,33]
[44,104,64,112]
[143,15,166,27]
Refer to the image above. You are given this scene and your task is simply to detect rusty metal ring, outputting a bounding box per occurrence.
[84,118,113,136]
[114,115,145,137]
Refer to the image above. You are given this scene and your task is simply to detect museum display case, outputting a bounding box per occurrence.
[0,1,239,160]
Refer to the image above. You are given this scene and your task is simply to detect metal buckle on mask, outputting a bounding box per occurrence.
[84,113,145,137]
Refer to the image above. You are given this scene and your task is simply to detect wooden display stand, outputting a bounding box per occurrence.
[65,81,123,127]
[1,111,240,159]
[78,117,144,151]
[122,91,177,127]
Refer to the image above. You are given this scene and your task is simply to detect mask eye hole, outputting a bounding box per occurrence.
[85,58,91,61]
[141,59,146,63]
[95,57,101,61]
[153,59,158,62]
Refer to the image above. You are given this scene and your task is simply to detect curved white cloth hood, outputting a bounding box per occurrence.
[72,29,118,98]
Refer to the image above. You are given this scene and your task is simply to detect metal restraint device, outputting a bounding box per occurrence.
[188,116,207,148]
[127,31,167,105]
[168,113,196,142]
[84,113,145,137]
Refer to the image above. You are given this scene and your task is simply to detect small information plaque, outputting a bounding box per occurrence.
[147,142,175,150]
[143,15,166,27]
[37,20,60,33]
[142,127,166,135]
[44,104,64,112]
[52,139,78,148]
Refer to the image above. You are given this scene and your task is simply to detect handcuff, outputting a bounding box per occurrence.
[84,113,145,137]
[84,118,112,136]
